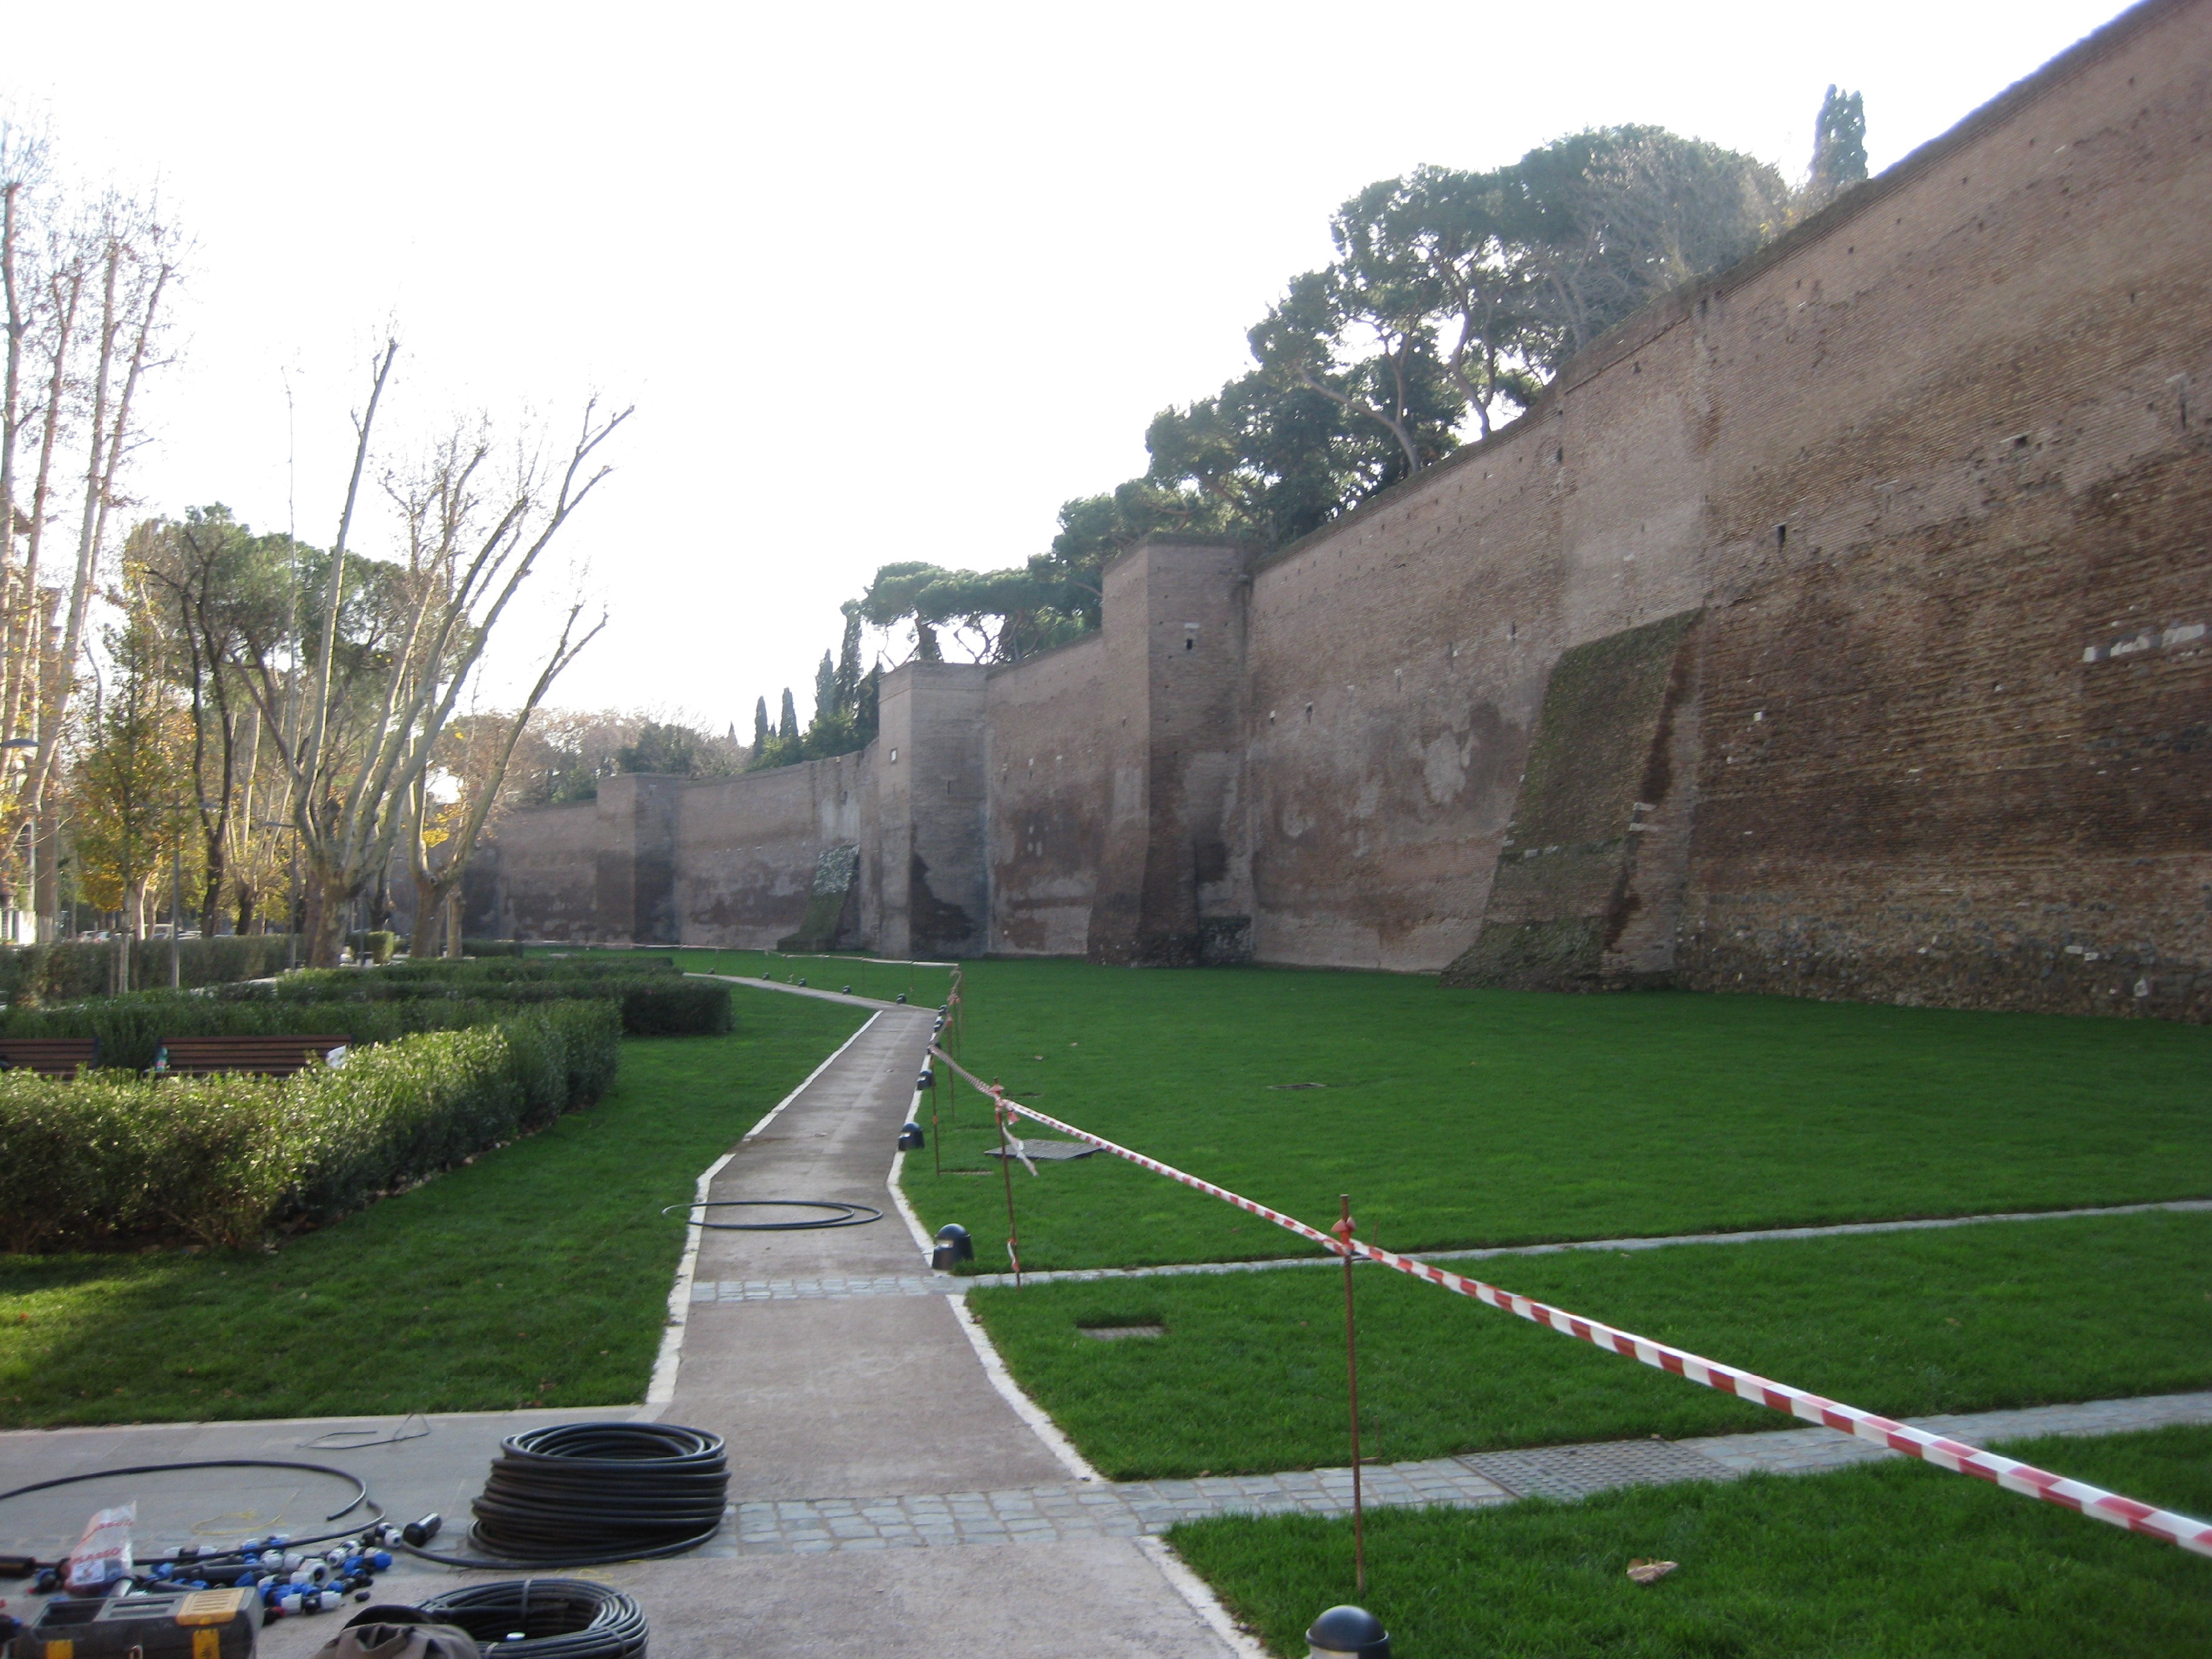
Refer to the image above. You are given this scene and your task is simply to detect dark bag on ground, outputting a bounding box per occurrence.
[312,1605,480,1659]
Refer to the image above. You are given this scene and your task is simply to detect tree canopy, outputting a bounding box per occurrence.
[743,99,1847,753]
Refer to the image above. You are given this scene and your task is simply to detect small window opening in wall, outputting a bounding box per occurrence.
[1268,709,1276,723]
[1304,703,1314,723]
[2011,433,2031,449]
[1508,621,1517,639]
[1554,446,1564,464]
[1185,637,1194,651]
[1774,524,1788,549]
[944,778,953,795]
[888,747,898,763]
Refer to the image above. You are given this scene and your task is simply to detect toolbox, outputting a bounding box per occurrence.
[16,1586,256,1659]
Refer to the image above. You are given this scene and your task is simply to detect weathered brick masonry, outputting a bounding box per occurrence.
[477,0,2212,1020]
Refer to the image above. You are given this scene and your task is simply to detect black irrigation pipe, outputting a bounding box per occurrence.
[0,1458,382,1570]
[659,1199,883,1231]
[399,1423,728,1572]
[414,1580,648,1659]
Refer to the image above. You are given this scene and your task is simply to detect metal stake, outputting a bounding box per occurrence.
[994,1080,1021,1287]
[1339,1193,1366,1596]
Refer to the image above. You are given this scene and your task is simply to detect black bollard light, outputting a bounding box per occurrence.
[931,1223,974,1270]
[898,1121,926,1151]
[1306,1606,1389,1658]
[916,1067,934,1091]
[843,985,852,995]
[896,993,908,1004]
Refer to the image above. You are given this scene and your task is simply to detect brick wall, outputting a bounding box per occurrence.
[478,0,2212,1020]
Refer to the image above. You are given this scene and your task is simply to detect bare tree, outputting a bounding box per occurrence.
[0,134,176,936]
[406,601,602,958]
[231,341,628,965]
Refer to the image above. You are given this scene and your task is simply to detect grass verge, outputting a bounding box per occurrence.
[968,1210,2212,1478]
[901,959,2212,1272]
[1168,1425,2212,1658]
[0,996,867,1427]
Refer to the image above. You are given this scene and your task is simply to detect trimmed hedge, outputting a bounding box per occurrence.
[0,937,295,1003]
[0,991,624,1081]
[262,957,679,991]
[219,971,729,1036]
[0,1001,621,1251]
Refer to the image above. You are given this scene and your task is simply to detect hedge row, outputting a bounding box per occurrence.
[0,1001,621,1252]
[0,937,295,1003]
[0,991,624,1081]
[257,956,678,991]
[220,972,729,1036]
[380,955,679,982]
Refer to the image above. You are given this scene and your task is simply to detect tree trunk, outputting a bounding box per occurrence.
[444,888,463,958]
[301,868,348,968]
[408,869,443,960]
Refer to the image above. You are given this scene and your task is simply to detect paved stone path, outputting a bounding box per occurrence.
[707,1389,2212,1555]
[957,1198,2212,1290]
[683,1199,2212,1303]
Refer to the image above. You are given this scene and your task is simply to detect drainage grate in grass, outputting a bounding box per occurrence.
[1082,1324,1166,1341]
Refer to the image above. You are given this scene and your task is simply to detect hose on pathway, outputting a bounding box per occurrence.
[401,1422,729,1570]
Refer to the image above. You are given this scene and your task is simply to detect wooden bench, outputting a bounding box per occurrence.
[0,1038,100,1076]
[156,1035,351,1078]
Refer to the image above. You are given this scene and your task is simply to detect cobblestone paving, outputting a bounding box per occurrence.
[691,1276,947,1303]
[696,1390,2212,1555]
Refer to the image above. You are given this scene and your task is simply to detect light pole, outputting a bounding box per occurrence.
[1,738,41,945]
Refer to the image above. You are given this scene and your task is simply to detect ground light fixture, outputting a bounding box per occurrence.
[1306,1604,1390,1658]
[931,1223,974,1269]
[898,1121,926,1150]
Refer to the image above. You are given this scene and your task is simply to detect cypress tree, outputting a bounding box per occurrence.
[778,688,799,742]
[751,696,770,753]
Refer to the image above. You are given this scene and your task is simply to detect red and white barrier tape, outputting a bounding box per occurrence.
[929,1045,2212,1559]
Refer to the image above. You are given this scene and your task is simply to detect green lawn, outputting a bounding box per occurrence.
[900,960,2212,1273]
[969,1210,2212,1479]
[1169,1425,2212,1658]
[661,946,954,1011]
[0,996,866,1427]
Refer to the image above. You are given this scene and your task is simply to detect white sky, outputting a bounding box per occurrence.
[8,0,2131,731]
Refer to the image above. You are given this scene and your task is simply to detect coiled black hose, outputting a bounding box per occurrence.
[404,1422,728,1569]
[417,1579,648,1659]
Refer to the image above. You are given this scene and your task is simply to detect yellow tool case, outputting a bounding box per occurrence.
[18,1586,256,1659]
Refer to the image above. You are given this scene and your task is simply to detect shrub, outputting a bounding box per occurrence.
[616,979,734,1036]
[0,937,293,1004]
[0,992,625,1075]
[379,956,679,983]
[347,930,399,965]
[0,1005,623,1252]
[218,971,728,1036]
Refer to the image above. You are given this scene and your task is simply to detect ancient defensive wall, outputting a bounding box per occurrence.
[471,0,2212,1020]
